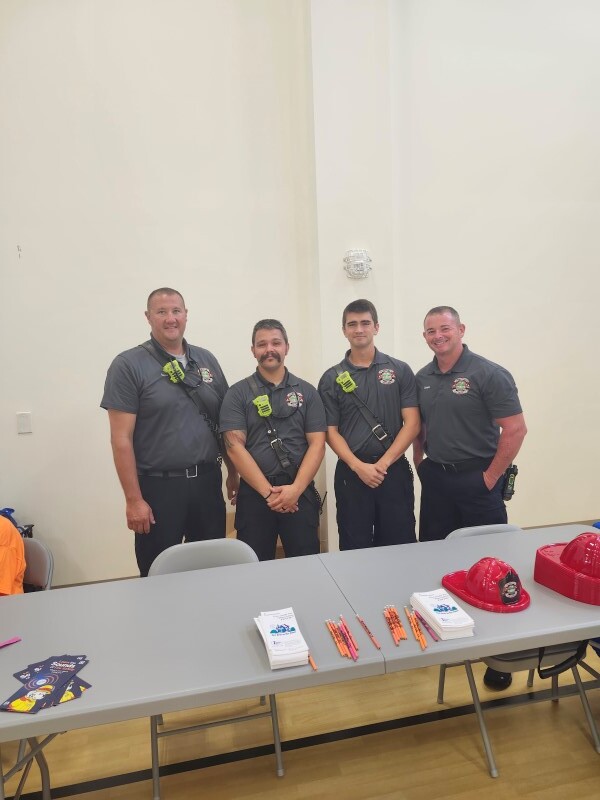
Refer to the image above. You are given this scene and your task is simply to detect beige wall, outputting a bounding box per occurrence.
[1,1,598,584]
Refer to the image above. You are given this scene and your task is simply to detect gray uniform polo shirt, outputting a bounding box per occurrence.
[318,349,418,457]
[101,339,227,471]
[219,369,326,477]
[415,345,522,463]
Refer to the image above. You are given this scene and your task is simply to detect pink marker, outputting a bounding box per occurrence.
[0,637,21,649]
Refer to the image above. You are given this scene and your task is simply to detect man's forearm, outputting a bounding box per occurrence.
[378,416,420,470]
[485,415,527,487]
[223,434,271,498]
[292,439,325,496]
[111,440,144,502]
[412,428,426,468]
[326,427,363,471]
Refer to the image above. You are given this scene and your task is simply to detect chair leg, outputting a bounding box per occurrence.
[571,667,600,753]
[16,740,27,769]
[156,713,164,726]
[579,660,600,681]
[269,694,285,777]
[437,664,447,704]
[31,739,51,800]
[464,662,499,778]
[527,668,535,688]
[150,716,162,800]
[551,674,559,701]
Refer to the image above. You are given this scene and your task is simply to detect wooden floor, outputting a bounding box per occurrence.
[2,651,600,800]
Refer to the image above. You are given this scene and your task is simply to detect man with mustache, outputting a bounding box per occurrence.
[220,319,326,561]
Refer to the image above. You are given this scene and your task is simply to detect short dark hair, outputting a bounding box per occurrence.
[423,306,461,327]
[147,287,185,310]
[252,319,288,345]
[342,299,378,327]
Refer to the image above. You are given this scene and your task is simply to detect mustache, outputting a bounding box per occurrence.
[259,352,282,363]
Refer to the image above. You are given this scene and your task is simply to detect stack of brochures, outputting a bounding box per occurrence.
[254,607,309,669]
[410,589,475,640]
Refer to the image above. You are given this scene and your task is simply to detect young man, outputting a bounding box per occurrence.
[414,305,527,689]
[318,299,420,550]
[101,288,237,577]
[220,319,326,561]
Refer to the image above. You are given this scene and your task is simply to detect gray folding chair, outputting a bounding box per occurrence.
[437,523,523,703]
[23,537,54,590]
[458,642,600,777]
[147,539,284,800]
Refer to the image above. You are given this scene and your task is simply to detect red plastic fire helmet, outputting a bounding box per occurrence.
[534,532,600,605]
[442,556,531,613]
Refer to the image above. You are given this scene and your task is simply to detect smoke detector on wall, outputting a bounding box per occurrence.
[343,249,372,279]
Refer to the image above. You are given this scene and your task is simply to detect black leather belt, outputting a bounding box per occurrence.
[354,452,409,465]
[430,457,491,474]
[265,474,293,486]
[138,463,218,478]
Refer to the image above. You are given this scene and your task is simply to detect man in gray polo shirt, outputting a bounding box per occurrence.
[101,287,237,576]
[318,299,420,550]
[414,305,527,689]
[220,319,326,561]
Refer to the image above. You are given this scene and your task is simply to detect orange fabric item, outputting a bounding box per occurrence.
[0,516,25,595]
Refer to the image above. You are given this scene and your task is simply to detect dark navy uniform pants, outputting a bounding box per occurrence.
[135,464,225,577]
[334,456,416,550]
[235,477,320,562]
[417,457,507,542]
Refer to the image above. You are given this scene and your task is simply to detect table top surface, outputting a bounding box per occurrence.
[320,524,600,670]
[1,523,598,743]
[0,553,383,742]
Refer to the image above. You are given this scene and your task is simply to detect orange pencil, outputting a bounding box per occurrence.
[328,620,350,657]
[356,614,381,649]
[404,606,427,650]
[339,615,359,651]
[308,653,318,671]
[388,605,407,640]
[384,607,400,644]
[326,620,346,656]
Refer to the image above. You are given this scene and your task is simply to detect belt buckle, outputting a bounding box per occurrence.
[186,465,198,479]
[372,424,388,442]
[441,463,457,473]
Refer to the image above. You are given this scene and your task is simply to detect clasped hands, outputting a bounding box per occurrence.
[354,460,388,489]
[265,484,300,513]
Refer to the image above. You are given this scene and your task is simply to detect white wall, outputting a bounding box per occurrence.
[0,0,318,583]
[389,0,600,526]
[1,0,598,584]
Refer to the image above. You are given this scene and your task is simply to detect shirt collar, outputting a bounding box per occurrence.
[255,367,298,388]
[426,344,471,375]
[344,347,386,369]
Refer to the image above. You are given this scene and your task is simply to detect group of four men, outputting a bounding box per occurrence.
[102,288,526,688]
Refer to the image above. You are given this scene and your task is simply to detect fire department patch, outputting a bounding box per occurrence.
[378,368,396,385]
[199,368,214,383]
[451,377,470,395]
[286,391,304,408]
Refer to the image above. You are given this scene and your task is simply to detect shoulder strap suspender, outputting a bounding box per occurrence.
[140,342,221,444]
[335,362,391,451]
[246,374,296,477]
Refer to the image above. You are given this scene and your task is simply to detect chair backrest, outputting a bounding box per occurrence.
[484,641,586,674]
[23,538,54,590]
[148,538,258,577]
[448,523,523,539]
